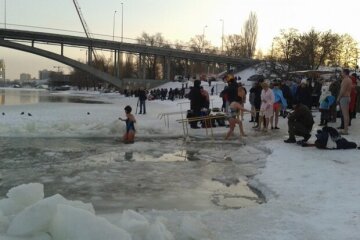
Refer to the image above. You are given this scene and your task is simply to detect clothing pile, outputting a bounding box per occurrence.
[315,126,357,149]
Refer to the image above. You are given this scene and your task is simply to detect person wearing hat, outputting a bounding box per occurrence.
[284,99,314,144]
[295,78,312,109]
[187,80,207,128]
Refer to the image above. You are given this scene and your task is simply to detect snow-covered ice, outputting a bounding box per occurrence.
[0,69,360,239]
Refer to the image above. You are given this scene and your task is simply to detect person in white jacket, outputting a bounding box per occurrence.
[258,80,275,132]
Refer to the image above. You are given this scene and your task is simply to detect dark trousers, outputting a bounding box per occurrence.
[139,100,146,114]
[329,103,337,122]
[320,109,330,125]
[288,120,312,139]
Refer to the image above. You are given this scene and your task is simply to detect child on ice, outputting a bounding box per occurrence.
[119,105,136,143]
[318,84,335,126]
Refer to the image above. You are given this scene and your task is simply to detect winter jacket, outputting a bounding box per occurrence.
[288,103,314,129]
[272,88,287,110]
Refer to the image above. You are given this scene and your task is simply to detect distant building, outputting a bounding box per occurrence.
[39,69,51,80]
[20,73,32,83]
[0,59,5,85]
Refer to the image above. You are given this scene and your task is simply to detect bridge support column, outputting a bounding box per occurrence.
[164,56,171,81]
[61,44,64,56]
[117,51,122,79]
[227,63,231,72]
[113,50,117,77]
[88,47,93,64]
[184,59,188,79]
[141,54,146,79]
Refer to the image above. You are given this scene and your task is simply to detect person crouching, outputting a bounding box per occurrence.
[284,100,314,144]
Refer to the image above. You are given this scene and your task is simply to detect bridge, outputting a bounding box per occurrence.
[0,28,258,89]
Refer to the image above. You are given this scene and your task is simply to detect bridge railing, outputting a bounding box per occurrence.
[1,23,224,55]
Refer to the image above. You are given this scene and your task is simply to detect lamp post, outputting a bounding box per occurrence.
[202,25,207,53]
[112,10,117,62]
[121,2,124,42]
[112,10,117,41]
[202,25,208,40]
[220,19,224,53]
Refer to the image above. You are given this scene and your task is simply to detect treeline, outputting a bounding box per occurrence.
[263,28,359,78]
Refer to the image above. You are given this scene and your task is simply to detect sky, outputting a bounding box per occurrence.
[0,0,359,80]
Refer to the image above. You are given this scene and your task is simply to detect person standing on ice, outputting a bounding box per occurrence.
[337,68,353,135]
[270,80,287,129]
[187,80,206,128]
[257,80,274,132]
[119,105,136,144]
[138,87,147,114]
[225,96,253,140]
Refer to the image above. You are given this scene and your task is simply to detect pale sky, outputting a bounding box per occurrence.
[0,0,359,80]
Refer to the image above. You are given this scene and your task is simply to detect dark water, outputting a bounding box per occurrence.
[0,137,267,213]
[0,89,108,105]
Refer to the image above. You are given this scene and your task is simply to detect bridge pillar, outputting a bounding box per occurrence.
[117,51,122,79]
[61,44,64,56]
[88,47,93,64]
[113,50,117,77]
[227,63,231,72]
[141,54,146,79]
[184,59,188,79]
[164,56,171,81]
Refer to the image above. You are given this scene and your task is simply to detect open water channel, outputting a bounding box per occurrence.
[0,89,269,213]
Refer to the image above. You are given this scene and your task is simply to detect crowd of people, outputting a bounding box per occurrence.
[119,69,359,145]
[187,69,359,143]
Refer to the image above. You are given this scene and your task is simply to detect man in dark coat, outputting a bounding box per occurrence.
[187,80,206,128]
[250,81,262,128]
[284,100,314,144]
[138,87,147,114]
[295,79,312,109]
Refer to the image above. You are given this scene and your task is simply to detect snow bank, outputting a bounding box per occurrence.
[0,184,211,240]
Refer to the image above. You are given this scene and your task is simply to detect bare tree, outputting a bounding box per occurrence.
[137,32,168,79]
[224,34,245,57]
[243,12,258,58]
[189,35,211,53]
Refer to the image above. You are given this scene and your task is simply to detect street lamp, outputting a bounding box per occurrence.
[121,2,124,42]
[202,25,208,53]
[220,19,224,53]
[202,25,208,40]
[112,10,117,41]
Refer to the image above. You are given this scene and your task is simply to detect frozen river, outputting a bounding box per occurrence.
[0,136,268,213]
[0,89,269,213]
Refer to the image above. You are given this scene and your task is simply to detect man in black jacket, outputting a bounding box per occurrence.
[284,100,314,144]
[138,87,147,114]
[187,80,206,128]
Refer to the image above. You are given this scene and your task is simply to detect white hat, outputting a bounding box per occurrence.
[301,78,307,85]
